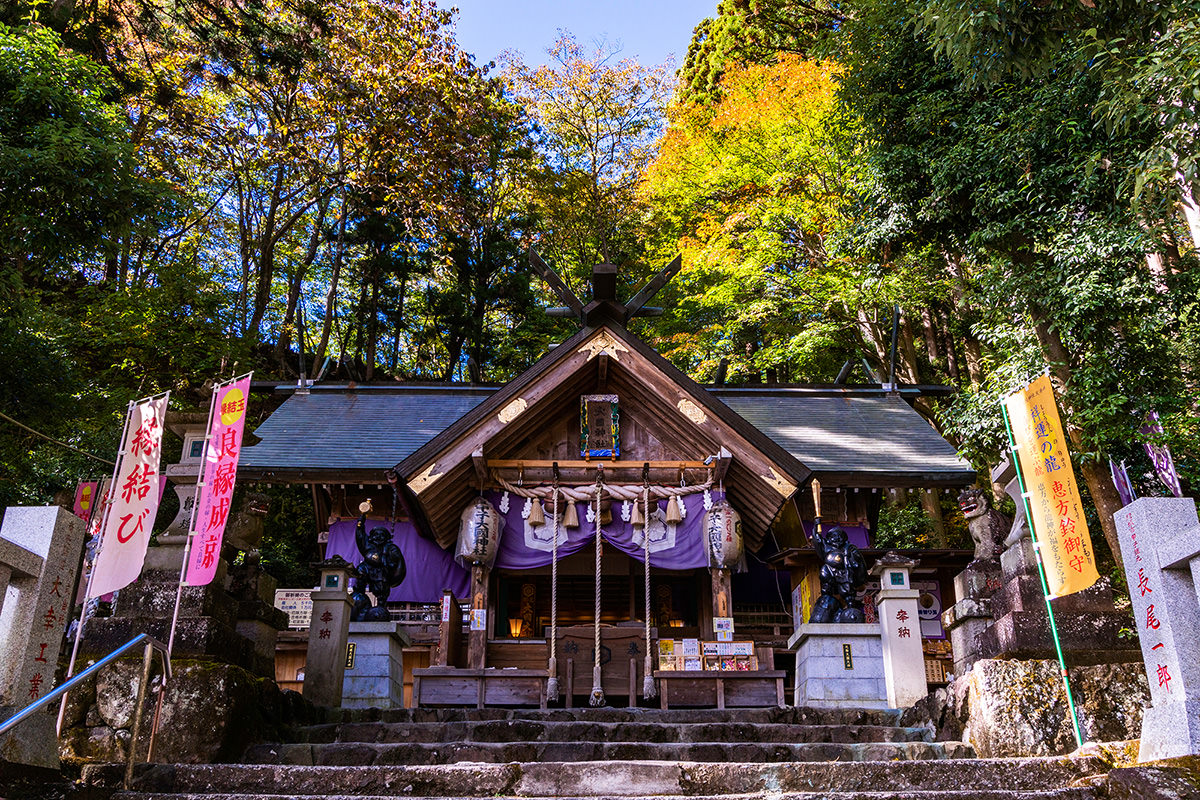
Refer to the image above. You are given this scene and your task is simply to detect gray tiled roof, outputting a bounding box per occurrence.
[240,385,972,481]
[240,388,491,473]
[713,390,972,478]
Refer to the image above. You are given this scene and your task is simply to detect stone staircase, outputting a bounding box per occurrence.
[81,707,1116,800]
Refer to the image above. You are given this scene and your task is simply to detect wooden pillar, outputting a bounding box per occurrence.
[435,589,462,667]
[468,564,489,670]
[711,567,732,622]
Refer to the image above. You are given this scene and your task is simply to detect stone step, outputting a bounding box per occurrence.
[331,707,905,727]
[86,756,1108,797]
[114,791,1098,800]
[291,720,934,745]
[243,739,970,765]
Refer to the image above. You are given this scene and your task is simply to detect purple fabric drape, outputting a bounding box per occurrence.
[326,518,470,602]
[489,489,715,571]
[801,521,870,549]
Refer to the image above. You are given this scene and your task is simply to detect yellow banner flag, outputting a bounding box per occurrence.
[1004,375,1099,597]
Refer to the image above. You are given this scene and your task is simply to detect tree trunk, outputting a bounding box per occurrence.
[898,311,923,384]
[920,306,940,362]
[315,186,348,372]
[275,199,329,364]
[920,490,948,548]
[364,254,380,382]
[1175,174,1200,252]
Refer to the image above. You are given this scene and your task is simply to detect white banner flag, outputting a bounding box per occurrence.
[89,393,169,597]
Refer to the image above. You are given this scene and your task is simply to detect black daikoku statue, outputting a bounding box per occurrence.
[809,526,868,623]
[350,500,406,622]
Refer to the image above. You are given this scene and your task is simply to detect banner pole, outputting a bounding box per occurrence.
[57,399,135,735]
[164,379,226,662]
[1000,401,1085,749]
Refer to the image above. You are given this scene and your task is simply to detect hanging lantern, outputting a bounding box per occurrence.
[457,498,502,567]
[562,501,580,529]
[703,500,743,570]
[665,496,683,524]
[528,498,546,527]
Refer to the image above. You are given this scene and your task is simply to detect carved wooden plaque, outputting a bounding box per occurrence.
[580,393,619,458]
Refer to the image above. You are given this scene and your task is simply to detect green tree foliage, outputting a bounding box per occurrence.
[504,33,673,293]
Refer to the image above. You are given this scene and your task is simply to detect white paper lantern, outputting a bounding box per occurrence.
[457,498,503,567]
[703,500,743,570]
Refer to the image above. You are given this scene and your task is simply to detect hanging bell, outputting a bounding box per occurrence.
[665,496,683,524]
[630,499,644,527]
[562,500,580,529]
[528,498,546,527]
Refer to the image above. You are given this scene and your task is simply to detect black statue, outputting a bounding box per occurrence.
[350,506,406,622]
[809,526,868,624]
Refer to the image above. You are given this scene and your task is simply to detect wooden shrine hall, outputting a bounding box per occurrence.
[240,258,976,709]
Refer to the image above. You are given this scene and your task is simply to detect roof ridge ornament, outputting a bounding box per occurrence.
[528,250,682,327]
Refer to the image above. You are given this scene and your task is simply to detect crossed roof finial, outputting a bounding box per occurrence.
[528,251,682,327]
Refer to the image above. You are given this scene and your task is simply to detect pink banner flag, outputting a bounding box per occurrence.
[89,394,169,598]
[73,481,99,521]
[185,376,251,586]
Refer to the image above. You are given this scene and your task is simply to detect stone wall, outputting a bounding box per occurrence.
[901,658,1149,758]
[59,659,317,767]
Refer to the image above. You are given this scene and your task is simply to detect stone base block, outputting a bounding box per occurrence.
[0,705,60,769]
[1139,698,1200,762]
[342,622,410,709]
[790,623,886,709]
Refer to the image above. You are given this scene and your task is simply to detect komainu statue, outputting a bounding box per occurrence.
[958,487,1009,561]
[809,526,869,623]
[351,501,406,621]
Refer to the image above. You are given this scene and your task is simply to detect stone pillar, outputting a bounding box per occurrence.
[343,621,410,708]
[467,565,489,670]
[0,506,85,769]
[1114,498,1200,762]
[303,557,355,707]
[0,508,85,705]
[941,561,1001,678]
[870,553,928,709]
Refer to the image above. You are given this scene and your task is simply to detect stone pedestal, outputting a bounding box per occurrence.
[80,542,286,678]
[871,555,927,709]
[303,559,355,708]
[941,560,1001,678]
[1114,498,1200,762]
[944,536,1136,671]
[343,621,410,709]
[789,623,886,709]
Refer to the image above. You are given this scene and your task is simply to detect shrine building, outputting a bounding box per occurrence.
[239,261,975,708]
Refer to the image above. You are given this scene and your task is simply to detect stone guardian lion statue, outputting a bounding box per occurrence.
[957,487,1009,561]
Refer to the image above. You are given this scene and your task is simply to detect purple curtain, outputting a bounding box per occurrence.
[801,520,870,549]
[489,490,716,571]
[326,518,470,602]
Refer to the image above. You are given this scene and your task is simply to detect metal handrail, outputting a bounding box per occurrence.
[0,633,168,735]
[0,633,171,788]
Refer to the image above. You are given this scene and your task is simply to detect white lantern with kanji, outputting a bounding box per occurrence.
[704,500,743,570]
[457,498,503,567]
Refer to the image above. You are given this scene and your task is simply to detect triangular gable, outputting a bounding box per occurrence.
[395,324,811,550]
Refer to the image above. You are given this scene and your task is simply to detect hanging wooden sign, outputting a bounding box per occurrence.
[580,394,620,458]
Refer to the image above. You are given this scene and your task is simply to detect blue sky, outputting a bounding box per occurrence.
[448,0,719,68]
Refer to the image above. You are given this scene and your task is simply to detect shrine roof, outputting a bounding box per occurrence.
[239,383,972,488]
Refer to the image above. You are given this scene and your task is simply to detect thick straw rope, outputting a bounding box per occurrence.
[497,477,709,503]
[546,486,560,701]
[589,481,605,706]
[641,485,656,698]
